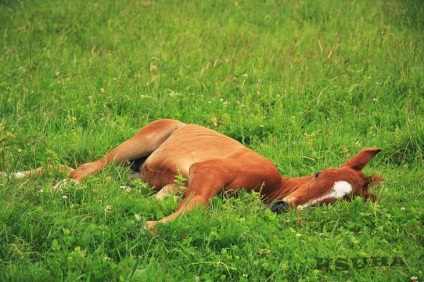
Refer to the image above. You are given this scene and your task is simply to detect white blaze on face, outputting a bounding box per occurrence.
[332,181,353,198]
[298,181,353,209]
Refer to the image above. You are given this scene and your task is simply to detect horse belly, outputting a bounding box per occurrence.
[140,153,192,190]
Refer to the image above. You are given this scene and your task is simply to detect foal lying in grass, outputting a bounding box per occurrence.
[4,119,383,231]
[71,119,383,229]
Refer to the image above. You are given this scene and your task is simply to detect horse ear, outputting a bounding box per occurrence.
[344,148,382,171]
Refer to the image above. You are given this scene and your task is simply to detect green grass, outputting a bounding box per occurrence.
[1,0,423,281]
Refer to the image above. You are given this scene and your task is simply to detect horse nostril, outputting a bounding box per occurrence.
[270,200,289,214]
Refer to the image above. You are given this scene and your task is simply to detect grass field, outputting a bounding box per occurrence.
[1,0,423,281]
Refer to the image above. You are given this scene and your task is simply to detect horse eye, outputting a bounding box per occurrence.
[315,170,322,179]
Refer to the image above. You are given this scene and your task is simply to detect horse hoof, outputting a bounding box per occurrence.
[270,200,289,214]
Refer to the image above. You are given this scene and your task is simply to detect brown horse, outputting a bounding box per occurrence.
[67,119,382,230]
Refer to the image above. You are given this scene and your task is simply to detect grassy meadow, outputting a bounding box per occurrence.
[1,0,423,281]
